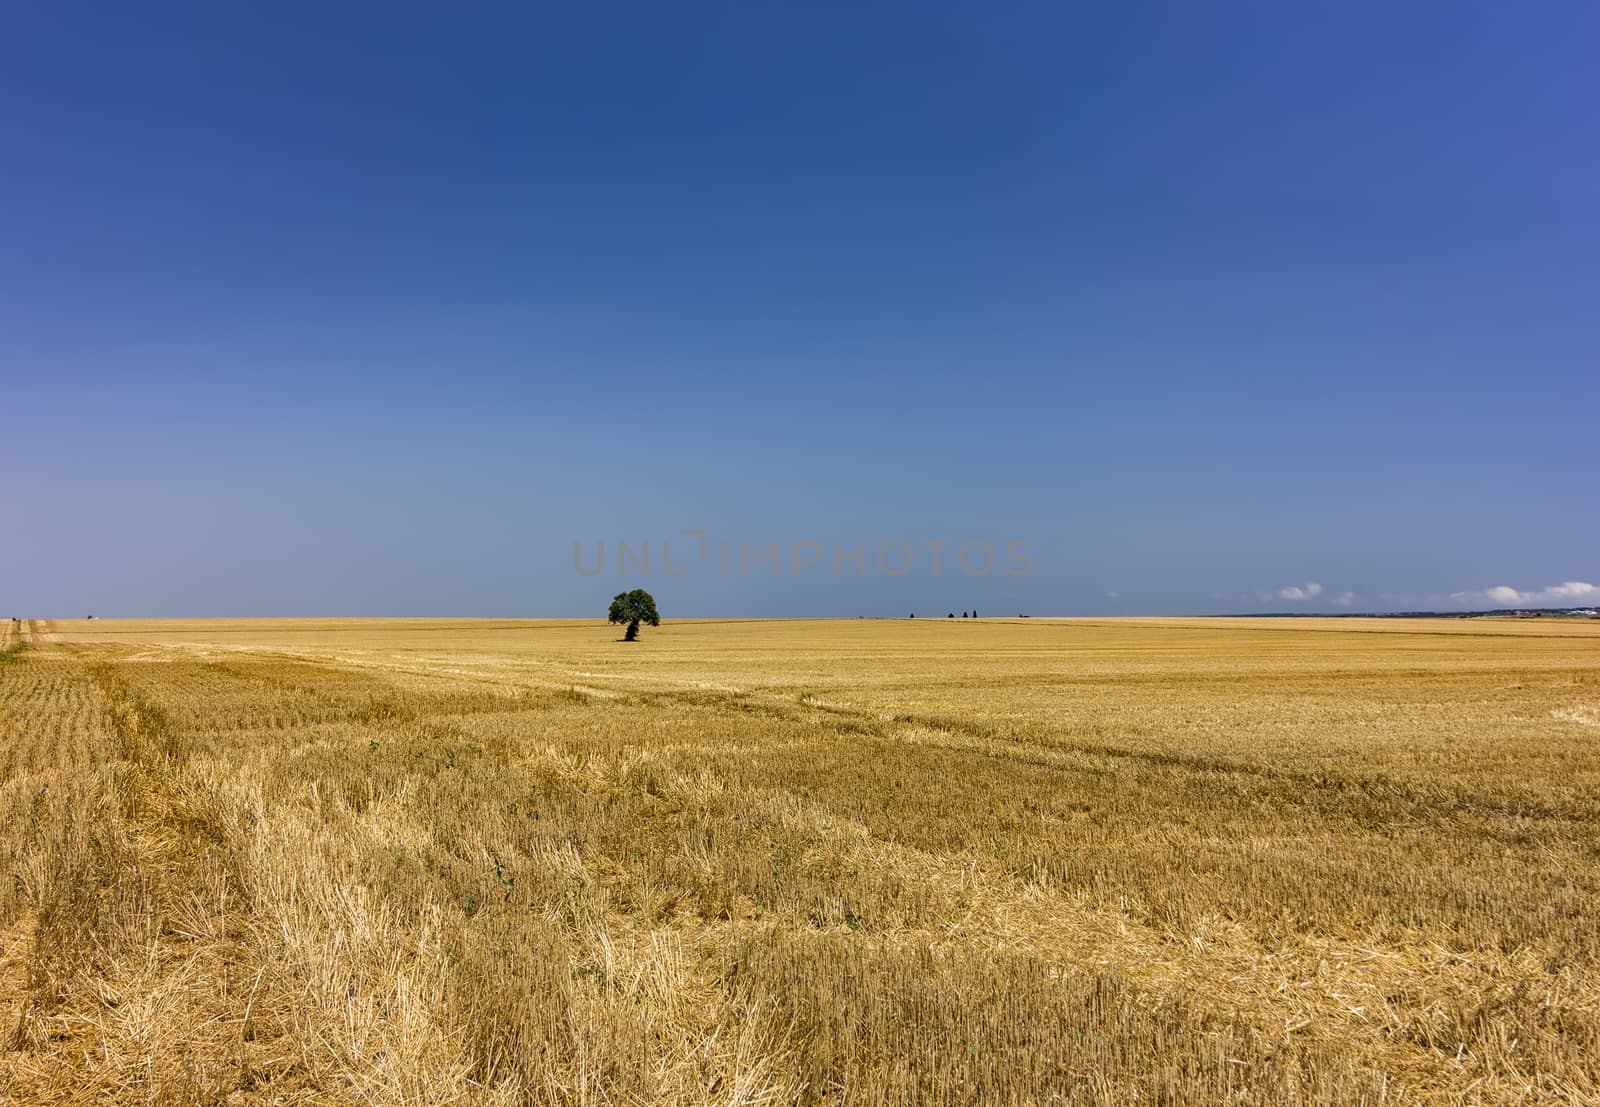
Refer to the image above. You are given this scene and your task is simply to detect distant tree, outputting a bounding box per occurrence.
[961,611,967,618]
[909,613,915,619]
[947,612,954,618]
[973,609,978,618]
[608,589,660,642]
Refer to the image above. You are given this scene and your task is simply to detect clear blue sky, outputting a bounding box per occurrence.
[3,1,1596,617]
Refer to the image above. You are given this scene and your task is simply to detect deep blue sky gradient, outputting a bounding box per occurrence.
[3,2,1596,616]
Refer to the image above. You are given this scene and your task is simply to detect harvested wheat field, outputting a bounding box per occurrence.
[2,615,1599,1105]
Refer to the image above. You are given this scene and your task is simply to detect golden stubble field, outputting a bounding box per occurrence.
[2,615,1598,1105]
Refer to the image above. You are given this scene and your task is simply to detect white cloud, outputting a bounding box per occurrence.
[1546,581,1600,602]
[1449,581,1600,607]
[1331,591,1356,607]
[1104,591,1121,600]
[1277,581,1323,601]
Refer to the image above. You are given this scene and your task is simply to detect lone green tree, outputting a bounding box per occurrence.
[608,589,660,642]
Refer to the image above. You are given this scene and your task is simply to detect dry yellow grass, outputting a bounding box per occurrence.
[3,615,1599,1104]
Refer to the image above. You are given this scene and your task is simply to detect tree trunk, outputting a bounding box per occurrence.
[624,619,639,641]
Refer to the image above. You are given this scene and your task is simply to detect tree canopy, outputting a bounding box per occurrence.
[608,589,661,642]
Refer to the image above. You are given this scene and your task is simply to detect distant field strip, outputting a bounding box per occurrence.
[3,617,1598,1104]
